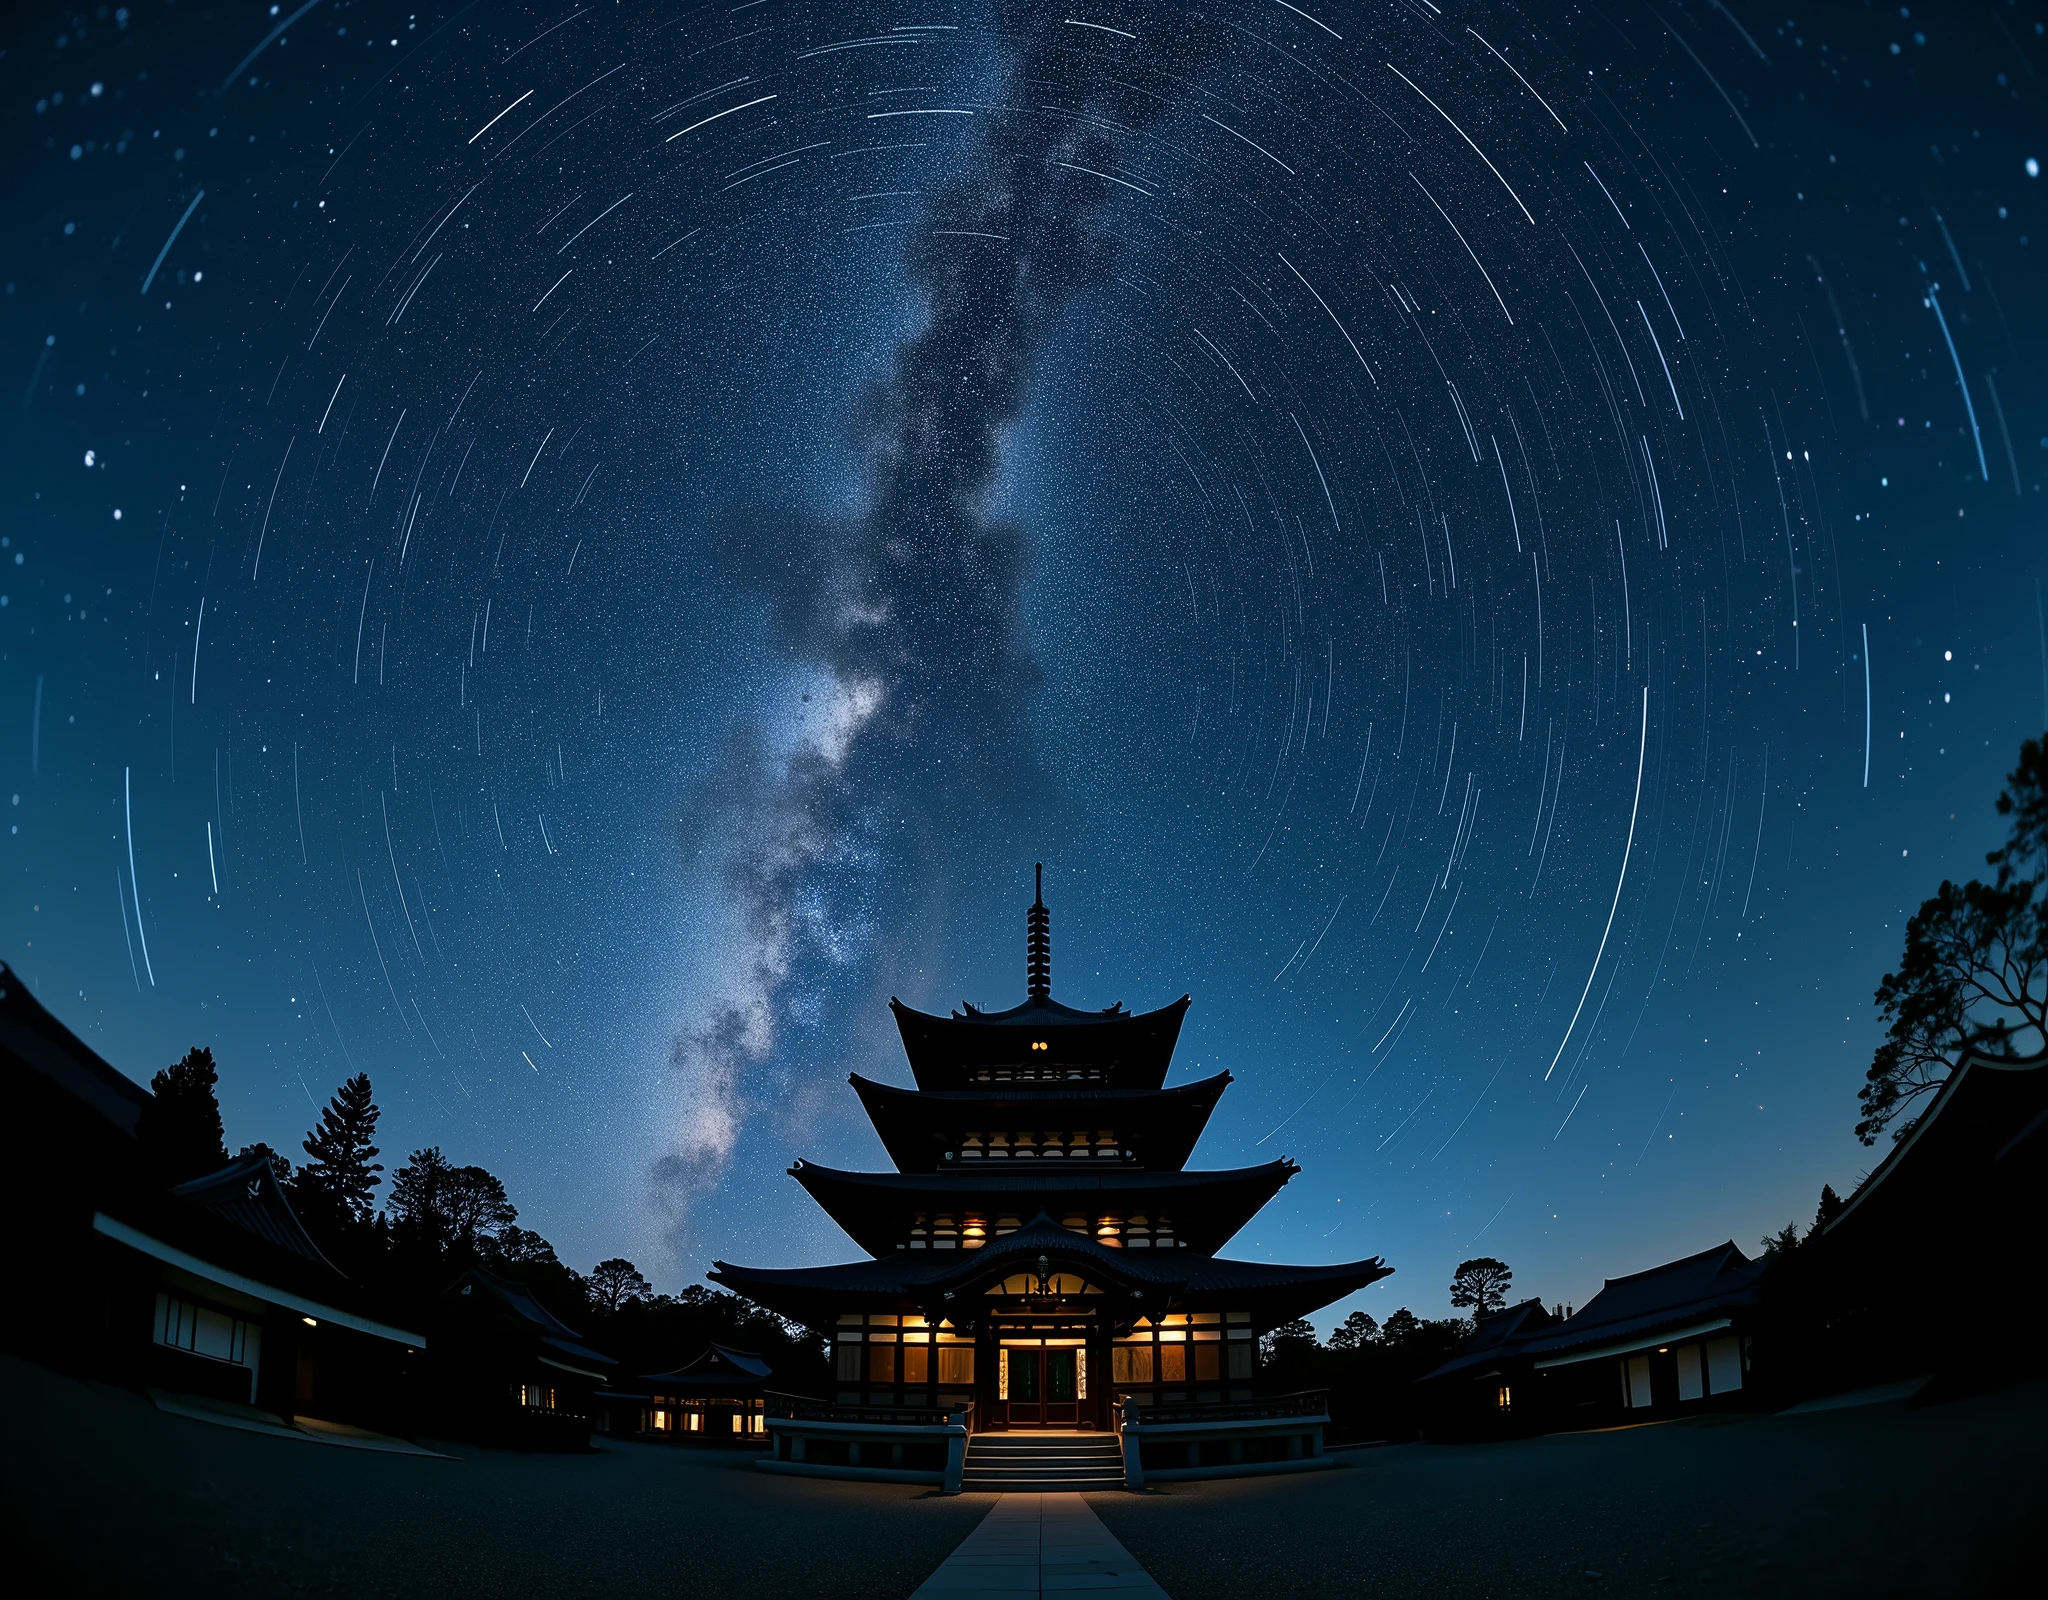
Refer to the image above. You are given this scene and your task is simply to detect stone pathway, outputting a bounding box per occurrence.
[909,1492,1171,1597]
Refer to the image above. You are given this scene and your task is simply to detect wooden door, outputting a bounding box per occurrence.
[1006,1346,1043,1425]
[1043,1347,1079,1426]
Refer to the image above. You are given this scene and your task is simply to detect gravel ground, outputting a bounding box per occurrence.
[1087,1381,2047,1599]
[5,1350,2040,1599]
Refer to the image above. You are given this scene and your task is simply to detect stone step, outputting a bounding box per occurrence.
[963,1464,1126,1479]
[968,1438,1120,1451]
[966,1455,1121,1470]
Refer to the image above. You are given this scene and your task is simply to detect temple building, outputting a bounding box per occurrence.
[712,870,1389,1452]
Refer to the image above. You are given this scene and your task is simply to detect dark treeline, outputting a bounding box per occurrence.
[136,1057,824,1388]
[1260,1258,1552,1442]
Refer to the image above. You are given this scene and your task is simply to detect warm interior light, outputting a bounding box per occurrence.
[302,1316,318,1327]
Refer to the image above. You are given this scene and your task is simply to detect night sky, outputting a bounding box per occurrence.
[5,0,2045,1326]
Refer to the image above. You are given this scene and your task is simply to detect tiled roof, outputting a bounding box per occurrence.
[169,1151,341,1274]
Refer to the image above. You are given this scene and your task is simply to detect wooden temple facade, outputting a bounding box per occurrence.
[712,871,1388,1452]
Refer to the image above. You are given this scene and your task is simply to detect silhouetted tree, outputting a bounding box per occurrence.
[1259,1317,1319,1364]
[1380,1307,1422,1345]
[1448,1257,1514,1321]
[1813,1182,1846,1235]
[387,1147,517,1259]
[483,1226,589,1321]
[138,1047,228,1181]
[442,1165,516,1253]
[297,1073,382,1224]
[490,1227,561,1268]
[587,1258,652,1313]
[1760,1221,1801,1258]
[1326,1310,1379,1351]
[1860,737,2048,1144]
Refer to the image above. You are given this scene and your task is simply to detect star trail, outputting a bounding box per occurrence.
[4,0,2045,1322]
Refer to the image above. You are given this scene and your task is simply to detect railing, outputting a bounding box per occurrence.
[1117,1390,1333,1489]
[765,1390,962,1427]
[761,1392,974,1493]
[1121,1388,1330,1428]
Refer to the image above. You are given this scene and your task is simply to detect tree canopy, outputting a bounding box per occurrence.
[587,1258,653,1313]
[137,1046,228,1181]
[1259,1317,1319,1363]
[1448,1257,1514,1320]
[1860,736,2048,1144]
[1326,1310,1380,1351]
[387,1147,518,1259]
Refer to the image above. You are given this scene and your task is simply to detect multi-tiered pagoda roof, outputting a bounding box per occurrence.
[712,869,1390,1353]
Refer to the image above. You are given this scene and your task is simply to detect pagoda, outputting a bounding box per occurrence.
[711,868,1391,1431]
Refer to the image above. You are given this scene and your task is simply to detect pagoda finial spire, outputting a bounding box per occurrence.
[1027,863,1051,1002]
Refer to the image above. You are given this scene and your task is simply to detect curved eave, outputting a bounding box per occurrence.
[1183,1256,1394,1331]
[710,1239,1389,1334]
[1822,1045,2048,1238]
[890,994,1191,1091]
[789,1158,1296,1257]
[849,1071,1232,1172]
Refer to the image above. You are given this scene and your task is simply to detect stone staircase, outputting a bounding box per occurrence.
[961,1430,1126,1492]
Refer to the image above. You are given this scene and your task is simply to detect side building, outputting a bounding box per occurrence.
[712,870,1390,1487]
[2,962,423,1439]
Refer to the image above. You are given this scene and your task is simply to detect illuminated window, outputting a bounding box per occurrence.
[902,1344,930,1384]
[1157,1344,1187,1383]
[1497,1385,1513,1410]
[937,1346,975,1385]
[155,1292,258,1369]
[730,1412,744,1433]
[868,1342,897,1384]
[1113,1343,1153,1383]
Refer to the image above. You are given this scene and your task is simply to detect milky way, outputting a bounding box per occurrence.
[4,1,2045,1320]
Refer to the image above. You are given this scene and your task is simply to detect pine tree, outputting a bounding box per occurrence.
[1448,1257,1514,1320]
[1813,1182,1846,1235]
[138,1047,229,1182]
[1327,1310,1380,1351]
[298,1074,384,1224]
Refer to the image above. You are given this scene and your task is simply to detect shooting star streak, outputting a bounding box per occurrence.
[124,768,155,985]
[1545,686,1648,1080]
[1926,286,1989,483]
[1862,625,1872,788]
[141,189,206,295]
[116,869,141,991]
[1472,1191,1515,1242]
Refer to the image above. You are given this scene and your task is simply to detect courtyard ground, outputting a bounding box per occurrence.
[2,1351,2040,1598]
